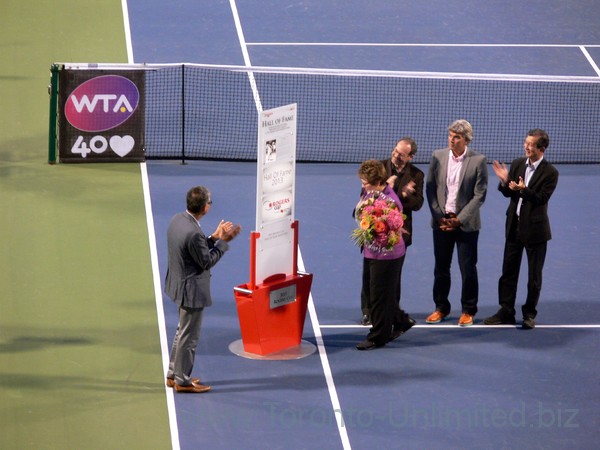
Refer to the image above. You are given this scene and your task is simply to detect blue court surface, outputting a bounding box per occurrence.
[147,161,599,449]
[129,1,600,449]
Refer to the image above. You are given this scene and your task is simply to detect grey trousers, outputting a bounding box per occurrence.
[167,306,204,386]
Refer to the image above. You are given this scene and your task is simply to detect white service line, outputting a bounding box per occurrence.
[298,249,352,450]
[232,1,349,444]
[580,46,600,77]
[230,0,263,112]
[247,42,600,48]
[320,324,600,329]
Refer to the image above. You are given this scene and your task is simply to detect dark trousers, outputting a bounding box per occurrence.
[361,257,405,346]
[432,228,479,316]
[498,237,547,319]
[361,253,407,317]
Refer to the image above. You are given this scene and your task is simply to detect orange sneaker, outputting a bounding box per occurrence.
[458,313,474,326]
[425,310,449,324]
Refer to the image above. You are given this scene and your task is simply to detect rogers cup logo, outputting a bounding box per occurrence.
[65,75,139,132]
[262,192,292,222]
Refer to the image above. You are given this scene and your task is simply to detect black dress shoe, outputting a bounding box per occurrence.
[483,312,516,325]
[389,317,416,342]
[356,339,380,350]
[401,316,416,333]
[522,317,535,329]
[360,314,371,326]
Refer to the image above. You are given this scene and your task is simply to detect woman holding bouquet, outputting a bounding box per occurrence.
[354,160,413,350]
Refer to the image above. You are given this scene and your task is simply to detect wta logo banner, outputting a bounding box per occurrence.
[65,75,139,132]
[59,69,145,163]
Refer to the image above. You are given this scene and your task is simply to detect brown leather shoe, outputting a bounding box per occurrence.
[166,377,200,388]
[425,310,449,324]
[458,313,474,326]
[174,381,211,393]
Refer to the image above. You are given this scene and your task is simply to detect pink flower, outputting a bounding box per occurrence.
[352,190,408,252]
[386,209,404,230]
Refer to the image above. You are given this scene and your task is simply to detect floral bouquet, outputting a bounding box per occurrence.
[351,191,407,253]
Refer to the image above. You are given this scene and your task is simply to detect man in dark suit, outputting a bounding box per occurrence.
[165,186,240,393]
[484,129,559,329]
[360,137,424,333]
[425,120,488,326]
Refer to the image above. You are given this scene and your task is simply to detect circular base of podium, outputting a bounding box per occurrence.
[228,339,316,360]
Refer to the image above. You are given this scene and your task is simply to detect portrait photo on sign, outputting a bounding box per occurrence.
[265,139,277,163]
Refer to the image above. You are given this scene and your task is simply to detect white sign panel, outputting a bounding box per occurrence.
[256,104,297,283]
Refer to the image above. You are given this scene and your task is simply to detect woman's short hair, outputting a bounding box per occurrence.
[358,160,388,186]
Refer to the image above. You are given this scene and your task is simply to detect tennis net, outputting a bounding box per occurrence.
[54,63,600,164]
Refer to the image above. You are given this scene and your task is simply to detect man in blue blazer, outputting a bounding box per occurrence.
[165,186,241,392]
[425,120,488,326]
[484,129,559,329]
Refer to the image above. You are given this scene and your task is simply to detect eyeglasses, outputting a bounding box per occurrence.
[208,200,213,205]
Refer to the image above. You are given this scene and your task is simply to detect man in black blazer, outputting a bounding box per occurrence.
[165,186,240,392]
[484,129,559,329]
[361,137,424,333]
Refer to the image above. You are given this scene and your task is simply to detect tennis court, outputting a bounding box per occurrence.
[1,1,599,449]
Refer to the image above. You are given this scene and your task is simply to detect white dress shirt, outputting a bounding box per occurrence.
[517,157,543,216]
[445,148,466,214]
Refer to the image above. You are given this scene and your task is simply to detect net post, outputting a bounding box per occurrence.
[47,64,60,164]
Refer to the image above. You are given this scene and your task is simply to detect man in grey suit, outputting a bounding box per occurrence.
[425,120,488,326]
[165,186,241,393]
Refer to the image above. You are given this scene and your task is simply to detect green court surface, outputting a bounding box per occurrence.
[1,1,171,448]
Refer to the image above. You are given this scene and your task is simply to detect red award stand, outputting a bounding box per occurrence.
[233,221,313,357]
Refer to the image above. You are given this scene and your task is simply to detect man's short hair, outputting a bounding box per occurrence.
[527,128,550,150]
[398,137,418,156]
[186,186,210,214]
[448,119,473,143]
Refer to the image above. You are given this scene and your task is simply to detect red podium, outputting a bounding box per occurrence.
[233,221,313,356]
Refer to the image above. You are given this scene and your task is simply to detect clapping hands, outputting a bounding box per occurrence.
[493,160,526,191]
[508,177,526,191]
[401,180,416,197]
[222,223,241,242]
[492,160,509,185]
[212,220,242,242]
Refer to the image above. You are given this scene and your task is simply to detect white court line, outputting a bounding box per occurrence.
[124,0,180,443]
[232,2,349,448]
[140,164,180,450]
[230,0,263,112]
[247,42,600,48]
[298,250,351,450]
[121,0,134,64]
[320,324,600,329]
[580,46,600,77]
